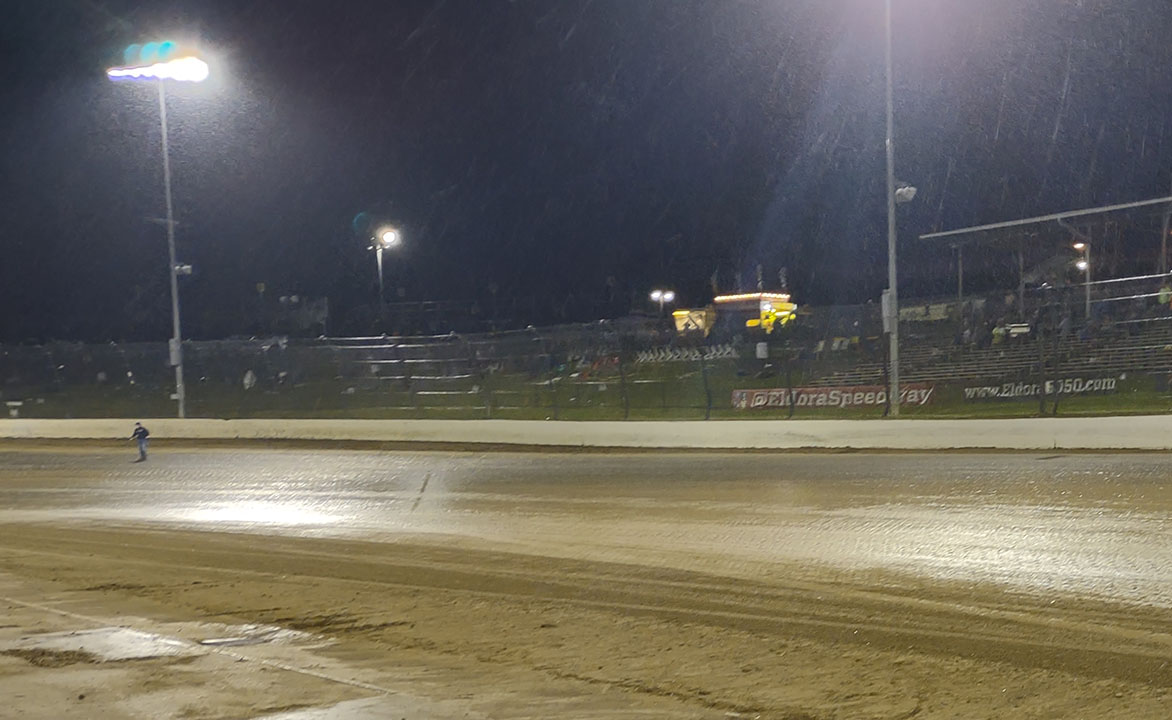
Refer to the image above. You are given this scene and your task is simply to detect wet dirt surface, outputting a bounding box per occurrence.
[0,443,1170,718]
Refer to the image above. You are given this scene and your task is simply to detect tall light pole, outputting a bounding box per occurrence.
[372,227,402,311]
[883,0,902,416]
[650,288,675,316]
[108,44,210,419]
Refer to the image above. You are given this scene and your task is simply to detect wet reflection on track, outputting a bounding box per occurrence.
[1,448,1169,607]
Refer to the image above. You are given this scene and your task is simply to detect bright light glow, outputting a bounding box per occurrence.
[107,56,210,83]
[662,290,676,303]
[1073,242,1086,251]
[650,289,663,301]
[714,292,791,304]
[184,501,340,527]
[375,227,401,248]
[1076,259,1089,271]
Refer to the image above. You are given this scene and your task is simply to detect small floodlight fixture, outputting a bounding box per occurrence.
[378,228,401,248]
[649,288,675,315]
[1072,241,1086,251]
[1075,259,1089,271]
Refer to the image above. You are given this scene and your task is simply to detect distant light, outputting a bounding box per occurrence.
[650,288,675,304]
[894,185,917,204]
[377,228,400,247]
[714,292,791,304]
[1072,242,1086,251]
[1076,259,1089,271]
[107,56,209,83]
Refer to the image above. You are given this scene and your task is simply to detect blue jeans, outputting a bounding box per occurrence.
[137,438,148,459]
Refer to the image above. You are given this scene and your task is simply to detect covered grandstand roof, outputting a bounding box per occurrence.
[917,195,1172,244]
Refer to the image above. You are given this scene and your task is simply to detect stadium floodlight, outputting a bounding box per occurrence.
[1072,242,1086,251]
[107,42,209,83]
[378,228,401,248]
[106,41,212,419]
[107,56,209,82]
[1075,259,1088,271]
[371,226,403,311]
[650,288,676,315]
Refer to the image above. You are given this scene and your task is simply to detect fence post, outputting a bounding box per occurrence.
[543,333,560,420]
[1050,312,1063,416]
[617,350,630,420]
[786,350,796,419]
[1037,314,1048,417]
[699,351,712,420]
[482,364,493,419]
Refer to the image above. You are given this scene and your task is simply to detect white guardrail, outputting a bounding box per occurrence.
[2,416,1172,450]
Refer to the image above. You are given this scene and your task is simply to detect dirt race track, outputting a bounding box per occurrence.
[0,443,1170,719]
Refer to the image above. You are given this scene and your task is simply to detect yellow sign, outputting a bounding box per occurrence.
[672,308,714,336]
[745,299,796,334]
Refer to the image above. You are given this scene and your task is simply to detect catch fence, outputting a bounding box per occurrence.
[5,287,1172,421]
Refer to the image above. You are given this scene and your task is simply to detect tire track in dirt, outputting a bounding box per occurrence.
[1,523,1170,689]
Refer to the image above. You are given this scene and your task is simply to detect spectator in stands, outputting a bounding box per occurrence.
[1159,282,1172,309]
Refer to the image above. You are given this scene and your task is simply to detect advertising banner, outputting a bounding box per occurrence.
[732,383,934,411]
[962,376,1118,402]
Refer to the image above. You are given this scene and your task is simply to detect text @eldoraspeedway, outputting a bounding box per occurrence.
[732,384,934,410]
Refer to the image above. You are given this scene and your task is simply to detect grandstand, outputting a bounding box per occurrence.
[757,196,1172,402]
[809,314,1172,388]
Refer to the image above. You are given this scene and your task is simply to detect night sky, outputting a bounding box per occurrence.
[4,0,1172,341]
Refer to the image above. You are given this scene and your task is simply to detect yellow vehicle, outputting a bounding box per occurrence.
[714,292,796,334]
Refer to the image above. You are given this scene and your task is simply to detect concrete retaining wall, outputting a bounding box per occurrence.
[2,416,1172,450]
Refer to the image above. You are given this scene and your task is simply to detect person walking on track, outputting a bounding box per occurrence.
[131,422,150,462]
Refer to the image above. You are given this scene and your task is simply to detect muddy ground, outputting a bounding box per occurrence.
[0,444,1169,719]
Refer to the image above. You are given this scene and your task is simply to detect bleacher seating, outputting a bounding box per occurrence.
[808,316,1172,387]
